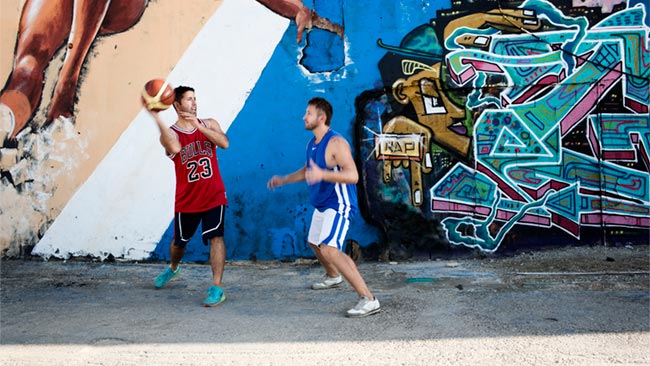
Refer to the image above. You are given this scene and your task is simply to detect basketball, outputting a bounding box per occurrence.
[141,79,175,111]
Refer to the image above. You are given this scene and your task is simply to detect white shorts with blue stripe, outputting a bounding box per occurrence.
[308,208,351,250]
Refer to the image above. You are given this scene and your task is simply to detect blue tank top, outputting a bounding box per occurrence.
[306,130,358,218]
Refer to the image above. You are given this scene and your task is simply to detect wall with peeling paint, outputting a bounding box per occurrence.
[0,0,648,262]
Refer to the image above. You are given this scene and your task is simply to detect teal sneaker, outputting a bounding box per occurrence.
[154,265,180,288]
[203,285,226,307]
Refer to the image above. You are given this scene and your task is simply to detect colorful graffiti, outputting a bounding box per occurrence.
[1,0,647,261]
[358,0,649,255]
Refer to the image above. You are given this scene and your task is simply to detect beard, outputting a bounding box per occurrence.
[304,122,315,131]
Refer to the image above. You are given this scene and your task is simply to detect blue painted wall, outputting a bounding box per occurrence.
[154,0,454,261]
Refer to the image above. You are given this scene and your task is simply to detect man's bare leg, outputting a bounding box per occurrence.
[47,0,111,121]
[318,245,373,299]
[153,239,184,288]
[47,0,148,121]
[209,236,226,287]
[1,0,72,139]
[309,242,339,278]
[169,239,184,271]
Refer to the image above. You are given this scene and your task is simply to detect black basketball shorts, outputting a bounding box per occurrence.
[173,205,225,247]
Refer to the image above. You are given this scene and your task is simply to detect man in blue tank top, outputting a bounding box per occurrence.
[267,97,380,317]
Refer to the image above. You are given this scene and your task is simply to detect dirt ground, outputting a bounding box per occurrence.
[1,244,649,365]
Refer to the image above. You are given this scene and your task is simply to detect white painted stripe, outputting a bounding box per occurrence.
[33,0,289,260]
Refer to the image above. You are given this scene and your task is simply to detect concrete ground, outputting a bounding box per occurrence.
[1,245,649,365]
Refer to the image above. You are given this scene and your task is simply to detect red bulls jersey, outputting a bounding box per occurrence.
[169,119,227,212]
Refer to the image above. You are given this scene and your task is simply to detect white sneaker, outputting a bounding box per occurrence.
[346,296,381,318]
[311,274,343,290]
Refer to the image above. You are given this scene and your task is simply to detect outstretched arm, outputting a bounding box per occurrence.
[267,166,306,189]
[256,0,344,43]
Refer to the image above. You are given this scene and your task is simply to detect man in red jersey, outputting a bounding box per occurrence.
[145,86,229,307]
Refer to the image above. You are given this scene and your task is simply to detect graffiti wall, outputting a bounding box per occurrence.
[0,0,647,261]
[357,0,649,257]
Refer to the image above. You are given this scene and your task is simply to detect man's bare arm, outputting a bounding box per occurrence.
[200,118,229,149]
[256,0,344,42]
[267,166,306,189]
[147,110,181,154]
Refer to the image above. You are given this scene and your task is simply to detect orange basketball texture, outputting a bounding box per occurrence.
[141,79,175,111]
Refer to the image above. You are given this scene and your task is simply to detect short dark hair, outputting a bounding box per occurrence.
[173,85,194,104]
[308,97,333,126]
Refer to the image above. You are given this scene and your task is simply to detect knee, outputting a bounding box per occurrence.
[318,245,336,261]
[13,55,40,78]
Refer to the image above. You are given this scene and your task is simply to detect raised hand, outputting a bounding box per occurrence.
[305,158,324,185]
